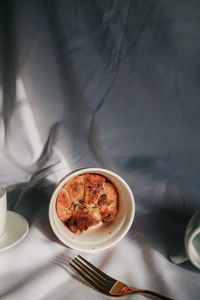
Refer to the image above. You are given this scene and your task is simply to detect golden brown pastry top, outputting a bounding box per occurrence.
[56,173,118,233]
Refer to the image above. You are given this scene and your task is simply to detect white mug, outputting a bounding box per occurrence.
[0,186,7,238]
[170,208,200,269]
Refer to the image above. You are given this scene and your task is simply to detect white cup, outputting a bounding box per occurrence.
[0,186,7,238]
[170,208,200,269]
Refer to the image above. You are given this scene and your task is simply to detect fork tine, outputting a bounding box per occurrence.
[69,261,103,292]
[78,255,114,282]
[72,257,106,286]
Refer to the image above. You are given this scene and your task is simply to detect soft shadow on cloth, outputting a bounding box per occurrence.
[6,123,61,221]
[45,0,131,168]
[0,0,17,142]
[0,0,60,194]
[110,154,200,270]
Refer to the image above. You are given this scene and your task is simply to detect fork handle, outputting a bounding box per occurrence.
[129,288,174,300]
[111,281,174,299]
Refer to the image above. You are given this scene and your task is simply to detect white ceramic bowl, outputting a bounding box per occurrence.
[49,168,135,252]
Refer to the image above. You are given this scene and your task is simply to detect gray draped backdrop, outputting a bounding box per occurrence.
[0,1,200,299]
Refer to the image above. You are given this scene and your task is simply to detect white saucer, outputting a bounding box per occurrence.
[0,210,29,253]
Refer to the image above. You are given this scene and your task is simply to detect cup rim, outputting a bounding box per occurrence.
[184,208,200,269]
[185,228,200,269]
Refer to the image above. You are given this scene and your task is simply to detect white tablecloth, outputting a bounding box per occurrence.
[0,1,200,299]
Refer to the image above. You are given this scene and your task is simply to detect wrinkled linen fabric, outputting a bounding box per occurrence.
[0,0,200,299]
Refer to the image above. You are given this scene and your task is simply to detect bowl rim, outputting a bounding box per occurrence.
[49,167,135,252]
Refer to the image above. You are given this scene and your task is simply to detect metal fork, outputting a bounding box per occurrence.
[70,255,174,299]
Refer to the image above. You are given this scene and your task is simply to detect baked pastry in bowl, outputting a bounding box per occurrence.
[56,173,118,233]
[49,168,135,252]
